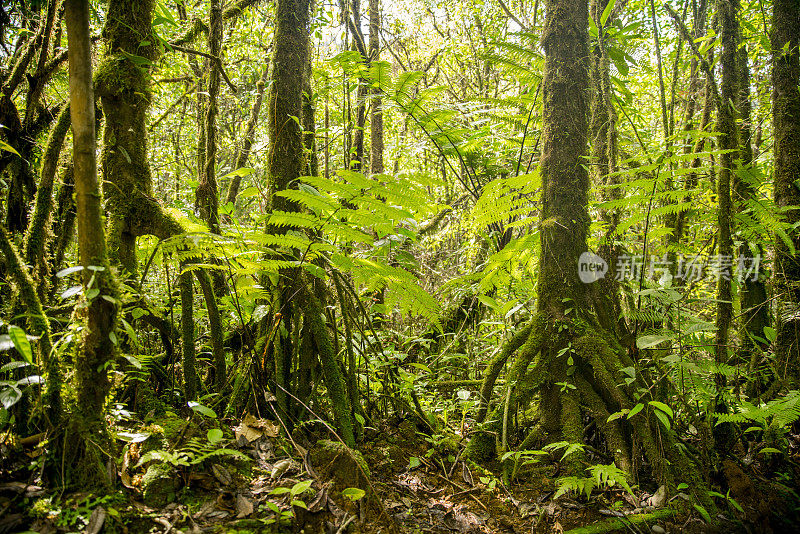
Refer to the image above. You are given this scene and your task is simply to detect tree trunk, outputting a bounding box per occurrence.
[266,0,356,447]
[96,0,184,275]
[734,36,770,393]
[772,0,800,386]
[712,0,740,452]
[64,0,119,489]
[195,0,222,233]
[369,0,384,176]
[466,0,707,495]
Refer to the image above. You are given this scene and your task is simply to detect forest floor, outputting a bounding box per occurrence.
[1,412,798,534]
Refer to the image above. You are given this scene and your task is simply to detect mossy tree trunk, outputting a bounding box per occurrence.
[264,0,356,447]
[96,0,226,400]
[64,0,119,489]
[22,105,71,298]
[195,0,222,233]
[734,32,770,393]
[711,0,739,450]
[95,0,184,275]
[467,0,705,493]
[772,0,800,386]
[368,0,384,177]
[588,0,626,341]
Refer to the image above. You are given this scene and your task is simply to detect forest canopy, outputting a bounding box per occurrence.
[0,0,799,532]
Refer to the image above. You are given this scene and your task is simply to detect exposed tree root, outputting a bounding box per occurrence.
[467,312,710,506]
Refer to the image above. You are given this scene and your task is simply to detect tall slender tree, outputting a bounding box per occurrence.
[264,0,355,446]
[64,0,119,487]
[369,0,384,176]
[772,0,800,385]
[195,0,222,233]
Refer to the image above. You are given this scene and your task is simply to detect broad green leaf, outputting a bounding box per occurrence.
[600,0,616,26]
[763,326,777,343]
[342,487,366,501]
[207,428,223,444]
[649,401,674,419]
[56,266,84,278]
[290,479,313,496]
[0,385,22,409]
[627,403,644,419]
[636,333,676,350]
[694,503,712,523]
[221,167,255,179]
[0,361,30,372]
[116,432,151,443]
[0,139,19,156]
[477,295,499,311]
[188,401,217,418]
[61,286,82,299]
[653,409,671,430]
[8,326,33,363]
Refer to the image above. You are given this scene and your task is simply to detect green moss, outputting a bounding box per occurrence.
[142,462,179,507]
[309,439,370,492]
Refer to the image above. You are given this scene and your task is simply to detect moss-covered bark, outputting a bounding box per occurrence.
[195,0,222,233]
[734,36,770,390]
[259,0,356,446]
[712,0,740,450]
[22,104,71,297]
[772,0,800,385]
[466,0,708,496]
[95,0,183,274]
[180,268,199,401]
[589,0,626,341]
[368,0,384,176]
[64,0,119,489]
[194,269,226,392]
[0,224,59,428]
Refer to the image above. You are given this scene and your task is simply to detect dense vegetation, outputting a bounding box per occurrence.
[0,0,798,531]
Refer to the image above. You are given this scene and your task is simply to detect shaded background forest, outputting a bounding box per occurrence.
[0,0,799,531]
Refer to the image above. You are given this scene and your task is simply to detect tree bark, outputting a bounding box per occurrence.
[772,0,800,385]
[266,0,356,447]
[712,0,740,452]
[195,0,222,233]
[369,0,384,176]
[64,0,119,488]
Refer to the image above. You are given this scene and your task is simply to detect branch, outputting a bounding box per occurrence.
[148,81,199,131]
[497,0,528,30]
[170,0,266,45]
[169,44,237,93]
[663,2,721,107]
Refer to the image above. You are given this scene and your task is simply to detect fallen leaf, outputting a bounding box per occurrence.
[646,485,667,508]
[235,494,254,518]
[271,458,292,479]
[120,448,135,489]
[212,464,232,487]
[307,487,329,512]
[85,507,106,534]
[461,462,474,486]
[193,500,216,520]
